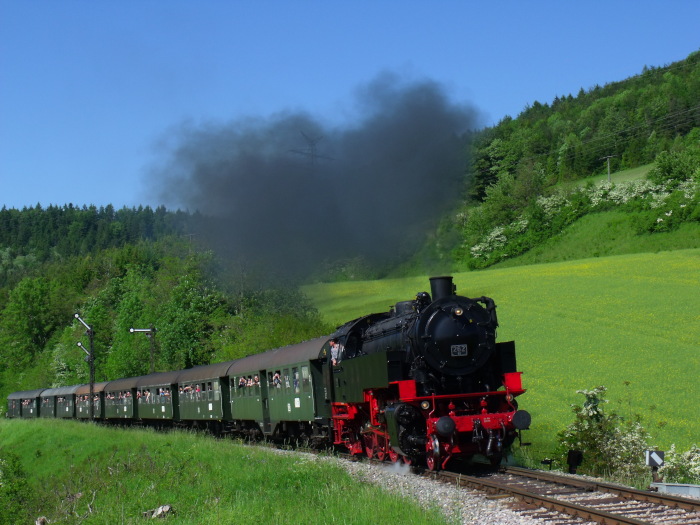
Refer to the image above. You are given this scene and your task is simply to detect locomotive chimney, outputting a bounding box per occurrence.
[429,276,456,300]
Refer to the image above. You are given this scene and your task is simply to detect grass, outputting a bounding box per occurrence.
[304,248,700,464]
[0,419,450,525]
[493,211,700,268]
[559,163,653,189]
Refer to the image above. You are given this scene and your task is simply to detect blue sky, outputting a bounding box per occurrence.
[1,1,698,211]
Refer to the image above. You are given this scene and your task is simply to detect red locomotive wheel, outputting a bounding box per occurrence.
[375,434,386,461]
[426,434,441,471]
[363,434,374,459]
[388,448,399,463]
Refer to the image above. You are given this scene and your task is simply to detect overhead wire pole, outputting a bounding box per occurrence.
[74,313,95,420]
[130,325,157,373]
[289,131,334,170]
[600,155,617,182]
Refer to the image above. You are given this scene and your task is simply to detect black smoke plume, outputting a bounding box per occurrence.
[153,73,478,283]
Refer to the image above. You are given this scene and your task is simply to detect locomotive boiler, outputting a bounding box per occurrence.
[327,276,530,469]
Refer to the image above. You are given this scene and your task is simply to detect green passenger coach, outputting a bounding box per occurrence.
[227,337,330,439]
[177,362,233,423]
[136,371,180,421]
[104,377,139,419]
[76,381,109,419]
[8,389,45,418]
[41,385,82,419]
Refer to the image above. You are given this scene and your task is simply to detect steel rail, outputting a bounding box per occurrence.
[435,470,674,525]
[503,466,700,512]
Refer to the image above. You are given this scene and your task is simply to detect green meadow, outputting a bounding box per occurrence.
[0,419,447,525]
[304,248,700,460]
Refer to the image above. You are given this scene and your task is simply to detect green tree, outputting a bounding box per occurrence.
[0,277,72,373]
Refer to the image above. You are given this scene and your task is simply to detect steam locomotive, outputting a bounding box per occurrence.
[7,276,530,471]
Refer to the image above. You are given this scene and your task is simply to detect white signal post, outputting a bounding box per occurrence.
[130,325,157,373]
[74,313,95,420]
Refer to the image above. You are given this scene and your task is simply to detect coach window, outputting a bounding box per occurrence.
[301,366,310,393]
[282,369,289,391]
[292,367,300,394]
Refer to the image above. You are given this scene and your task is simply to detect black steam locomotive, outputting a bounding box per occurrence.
[328,275,530,469]
[7,276,529,471]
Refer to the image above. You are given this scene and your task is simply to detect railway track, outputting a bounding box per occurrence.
[428,465,700,524]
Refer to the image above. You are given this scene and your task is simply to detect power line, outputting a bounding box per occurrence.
[289,131,334,168]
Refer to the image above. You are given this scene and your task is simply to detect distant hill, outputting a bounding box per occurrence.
[422,50,700,274]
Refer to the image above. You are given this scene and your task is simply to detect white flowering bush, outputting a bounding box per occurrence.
[536,192,570,218]
[658,444,700,484]
[469,226,506,259]
[464,176,699,267]
[557,386,651,480]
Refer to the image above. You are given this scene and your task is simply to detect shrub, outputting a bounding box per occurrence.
[557,386,651,480]
[647,149,700,188]
[658,444,700,484]
[0,450,30,524]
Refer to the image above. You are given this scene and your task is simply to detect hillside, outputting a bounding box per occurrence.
[468,50,700,199]
[429,49,700,274]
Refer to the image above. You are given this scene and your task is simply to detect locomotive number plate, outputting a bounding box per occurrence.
[451,344,468,357]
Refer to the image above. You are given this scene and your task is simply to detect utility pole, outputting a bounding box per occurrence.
[289,131,334,170]
[130,325,157,373]
[600,155,617,182]
[75,313,95,420]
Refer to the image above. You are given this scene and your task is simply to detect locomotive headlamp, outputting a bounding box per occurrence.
[420,400,431,410]
[451,307,464,317]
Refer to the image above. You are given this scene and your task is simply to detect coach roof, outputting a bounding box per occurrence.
[40,385,83,397]
[75,381,110,395]
[136,371,182,387]
[104,376,143,392]
[7,389,46,399]
[227,337,328,375]
[176,361,237,383]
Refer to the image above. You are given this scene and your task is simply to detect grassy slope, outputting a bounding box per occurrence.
[563,163,653,188]
[304,248,700,461]
[0,419,447,525]
[494,213,700,268]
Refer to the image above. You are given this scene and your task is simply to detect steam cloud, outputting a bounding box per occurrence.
[154,73,478,282]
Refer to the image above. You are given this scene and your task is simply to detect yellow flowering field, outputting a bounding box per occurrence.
[304,248,700,459]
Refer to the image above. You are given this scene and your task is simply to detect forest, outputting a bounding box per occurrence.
[468,50,699,198]
[1,50,698,399]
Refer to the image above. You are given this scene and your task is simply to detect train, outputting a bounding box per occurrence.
[6,276,530,470]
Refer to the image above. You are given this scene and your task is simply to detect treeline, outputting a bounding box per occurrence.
[0,239,330,399]
[468,50,700,199]
[0,204,192,288]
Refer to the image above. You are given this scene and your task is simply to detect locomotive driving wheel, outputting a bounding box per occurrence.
[375,434,386,461]
[364,432,387,461]
[426,434,441,471]
[363,433,374,459]
[388,447,399,463]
